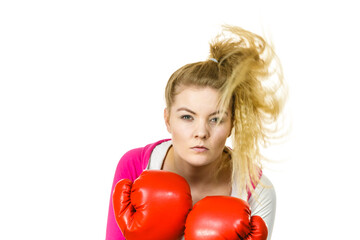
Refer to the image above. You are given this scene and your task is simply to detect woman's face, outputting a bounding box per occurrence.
[164,86,232,168]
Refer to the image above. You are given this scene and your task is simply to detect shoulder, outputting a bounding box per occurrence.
[148,139,173,170]
[255,174,276,199]
[248,174,276,239]
[114,139,171,181]
[249,174,276,214]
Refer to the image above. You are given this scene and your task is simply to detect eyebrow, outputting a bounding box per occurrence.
[176,107,228,116]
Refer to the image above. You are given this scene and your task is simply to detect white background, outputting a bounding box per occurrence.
[1,0,359,239]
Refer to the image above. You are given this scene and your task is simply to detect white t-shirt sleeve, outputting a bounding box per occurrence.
[147,140,172,170]
[248,174,276,240]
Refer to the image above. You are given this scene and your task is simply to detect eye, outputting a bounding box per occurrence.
[210,117,221,124]
[210,117,225,124]
[210,117,219,123]
[181,115,193,121]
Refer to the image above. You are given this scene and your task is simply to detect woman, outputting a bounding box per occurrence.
[106,25,286,240]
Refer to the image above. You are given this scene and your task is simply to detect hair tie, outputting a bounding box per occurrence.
[209,58,218,63]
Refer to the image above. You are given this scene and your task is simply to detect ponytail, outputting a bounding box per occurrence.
[214,26,287,196]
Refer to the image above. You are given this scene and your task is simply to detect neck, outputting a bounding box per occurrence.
[163,146,230,188]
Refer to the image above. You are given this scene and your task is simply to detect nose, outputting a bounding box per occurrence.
[194,120,210,139]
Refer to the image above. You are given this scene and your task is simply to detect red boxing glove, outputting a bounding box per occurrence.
[184,196,268,240]
[112,170,192,240]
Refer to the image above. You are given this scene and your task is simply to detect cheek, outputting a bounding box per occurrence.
[213,130,229,144]
[212,124,232,144]
[169,119,192,140]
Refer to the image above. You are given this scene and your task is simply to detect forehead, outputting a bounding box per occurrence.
[172,86,220,110]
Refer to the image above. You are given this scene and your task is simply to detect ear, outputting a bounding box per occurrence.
[227,118,234,138]
[228,127,233,138]
[164,108,171,133]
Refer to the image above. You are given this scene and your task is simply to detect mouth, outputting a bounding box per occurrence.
[191,146,209,152]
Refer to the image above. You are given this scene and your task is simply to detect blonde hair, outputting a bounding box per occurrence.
[165,25,287,196]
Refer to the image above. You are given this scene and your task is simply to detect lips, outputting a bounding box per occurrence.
[191,146,209,152]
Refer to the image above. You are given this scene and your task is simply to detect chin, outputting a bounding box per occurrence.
[186,155,214,167]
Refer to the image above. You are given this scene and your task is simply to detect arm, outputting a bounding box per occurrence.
[248,174,276,240]
[105,139,169,239]
[105,148,145,240]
